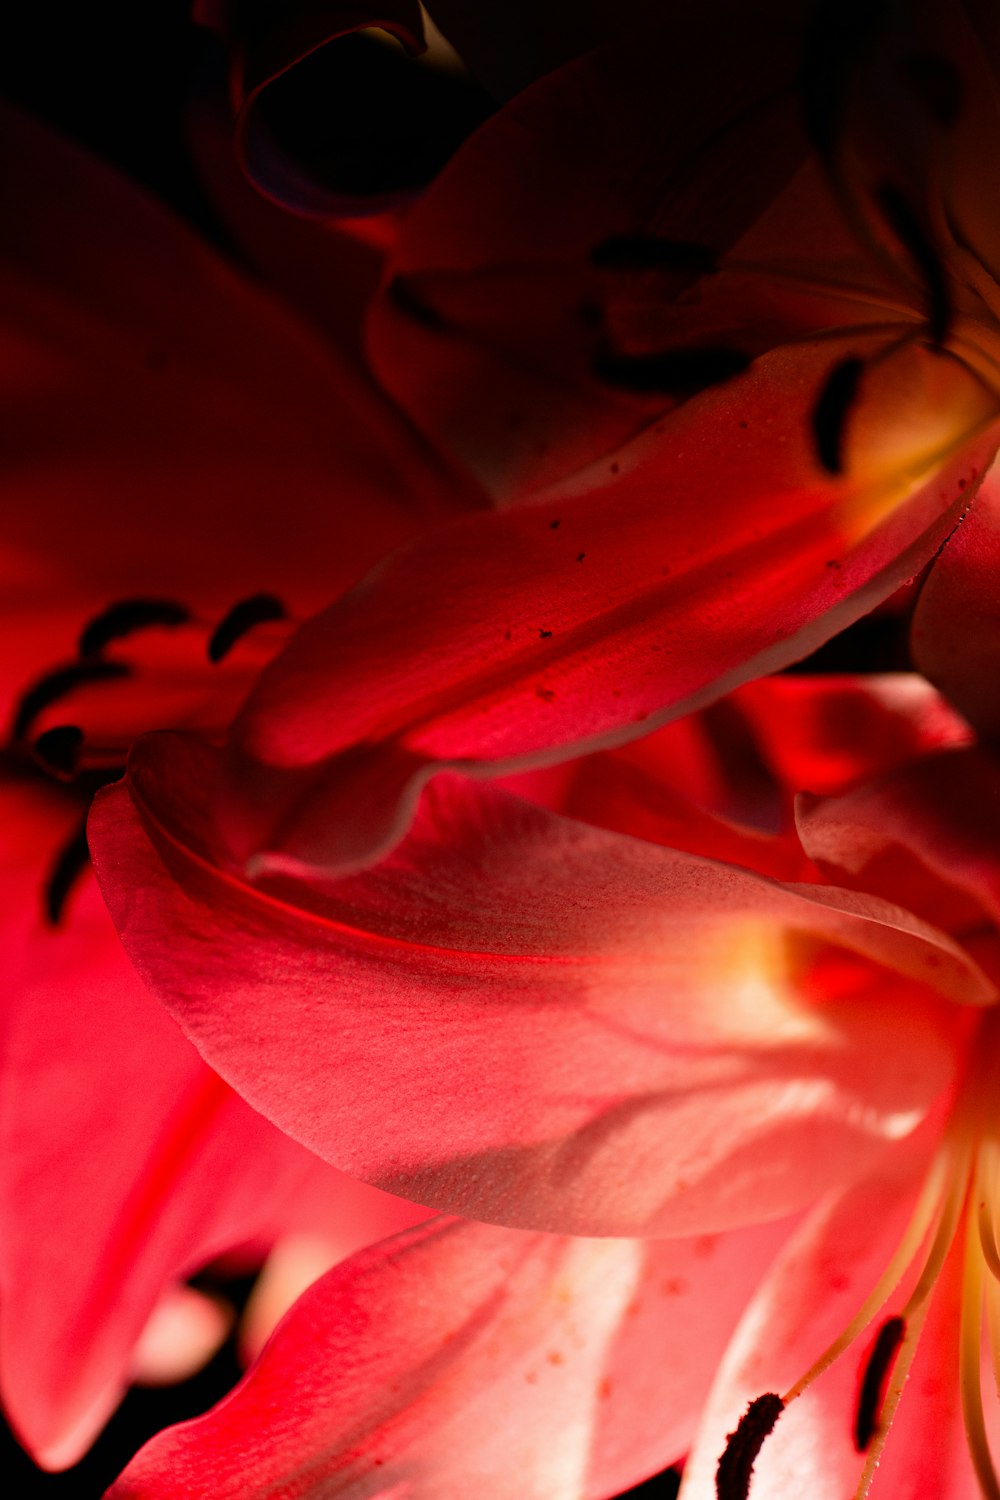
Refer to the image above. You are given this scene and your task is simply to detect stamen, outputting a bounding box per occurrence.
[11,660,131,744]
[44,819,90,926]
[590,236,717,274]
[962,1206,1000,1500]
[715,1393,784,1500]
[78,598,191,658]
[811,355,864,474]
[854,1314,905,1451]
[875,183,952,346]
[595,346,750,396]
[32,725,84,779]
[207,594,288,664]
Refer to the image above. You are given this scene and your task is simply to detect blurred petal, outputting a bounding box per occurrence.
[129,1286,233,1389]
[91,733,978,1237]
[0,96,474,715]
[0,779,347,1468]
[223,335,998,878]
[107,1214,796,1500]
[912,464,1000,738]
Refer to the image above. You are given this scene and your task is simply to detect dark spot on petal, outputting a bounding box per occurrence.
[549,519,561,529]
[539,629,553,639]
[208,594,288,664]
[577,552,586,562]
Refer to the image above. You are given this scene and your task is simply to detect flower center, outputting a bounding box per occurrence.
[715,1006,1000,1500]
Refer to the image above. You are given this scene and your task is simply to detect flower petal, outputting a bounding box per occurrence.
[90,732,977,1237]
[105,1213,796,1500]
[0,778,350,1468]
[223,333,998,878]
[912,463,1000,738]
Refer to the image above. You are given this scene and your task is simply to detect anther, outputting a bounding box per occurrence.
[854,1314,905,1452]
[595,346,750,396]
[812,355,864,474]
[12,660,131,744]
[32,725,84,779]
[875,183,952,346]
[78,598,190,658]
[716,1393,784,1500]
[590,236,718,274]
[207,594,288,664]
[44,819,90,926]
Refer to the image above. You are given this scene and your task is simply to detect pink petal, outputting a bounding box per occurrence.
[677,1135,942,1500]
[796,745,1000,942]
[90,732,977,1237]
[0,780,352,1468]
[223,331,998,878]
[106,1213,796,1500]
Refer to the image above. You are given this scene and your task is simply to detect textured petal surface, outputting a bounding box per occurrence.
[224,332,998,877]
[106,1213,796,1500]
[90,733,977,1237]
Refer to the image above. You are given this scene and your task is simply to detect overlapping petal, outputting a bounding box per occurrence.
[105,1213,796,1500]
[219,332,997,878]
[90,730,982,1238]
[0,780,361,1468]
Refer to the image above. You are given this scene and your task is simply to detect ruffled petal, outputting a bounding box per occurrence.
[90,732,977,1237]
[105,1213,796,1500]
[222,332,998,878]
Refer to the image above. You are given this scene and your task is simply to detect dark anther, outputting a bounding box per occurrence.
[12,660,131,744]
[78,598,191,658]
[901,52,962,129]
[44,818,91,926]
[208,593,288,664]
[33,725,84,779]
[387,275,450,332]
[854,1314,905,1451]
[595,346,750,397]
[800,0,887,157]
[876,183,951,346]
[716,1393,785,1500]
[591,236,718,274]
[812,355,865,474]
